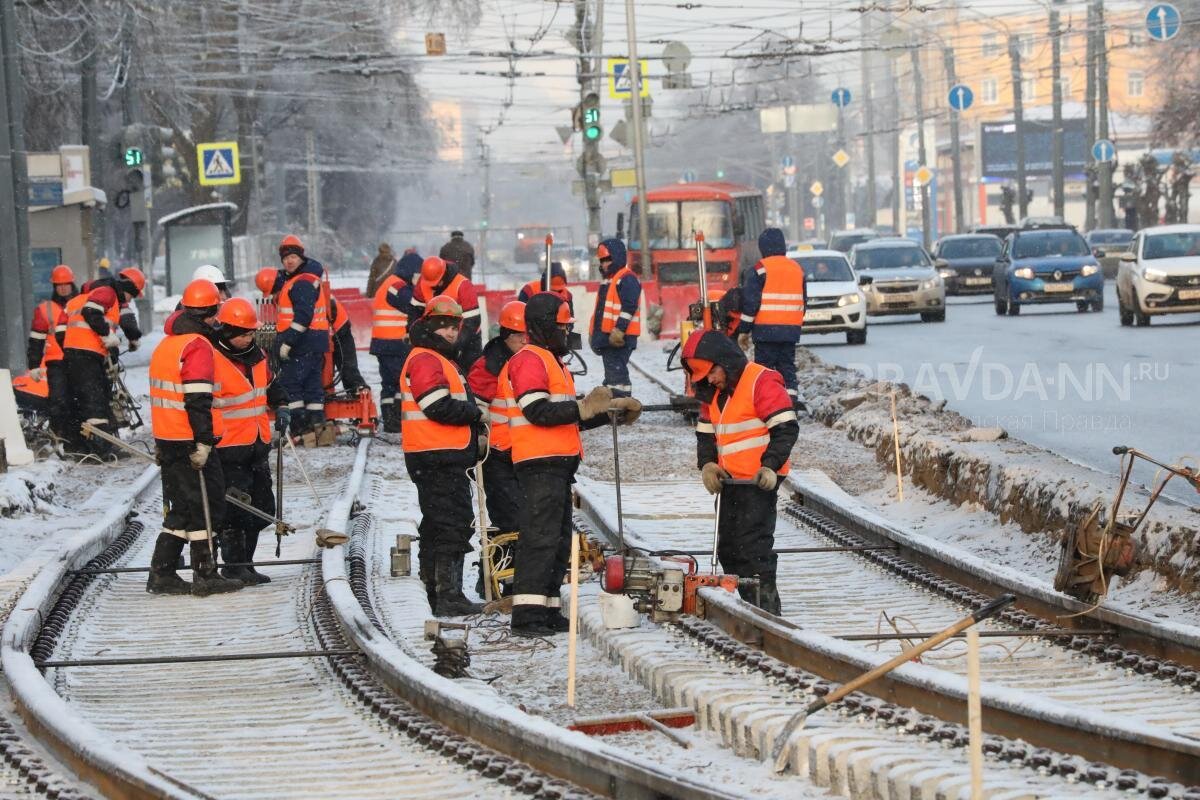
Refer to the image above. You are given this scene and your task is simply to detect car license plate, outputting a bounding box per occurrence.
[805,309,833,322]
[1178,288,1200,300]
[882,293,914,303]
[964,277,991,285]
[1043,282,1074,293]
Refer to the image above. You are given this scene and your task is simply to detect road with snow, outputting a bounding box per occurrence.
[805,283,1200,501]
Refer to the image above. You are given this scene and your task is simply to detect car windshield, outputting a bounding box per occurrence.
[1012,231,1090,259]
[629,200,734,250]
[1142,232,1200,259]
[939,238,1002,258]
[853,246,931,269]
[1087,231,1133,245]
[793,256,853,282]
[830,233,875,252]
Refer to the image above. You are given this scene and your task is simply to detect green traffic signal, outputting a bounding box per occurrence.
[124,147,144,167]
[583,106,601,141]
[584,125,602,141]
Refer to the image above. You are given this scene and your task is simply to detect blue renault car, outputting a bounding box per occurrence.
[993,228,1104,315]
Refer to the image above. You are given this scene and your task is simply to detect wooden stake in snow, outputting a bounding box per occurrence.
[891,389,904,501]
[567,532,581,708]
[967,626,984,799]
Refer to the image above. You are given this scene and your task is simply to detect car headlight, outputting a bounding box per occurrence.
[938,269,954,279]
[836,292,862,307]
[1013,267,1035,280]
[1142,267,1168,283]
[1080,265,1099,277]
[920,279,939,290]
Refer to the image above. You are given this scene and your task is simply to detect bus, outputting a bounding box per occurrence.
[626,182,765,336]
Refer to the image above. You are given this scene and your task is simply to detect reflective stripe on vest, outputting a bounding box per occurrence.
[276,272,330,334]
[398,348,472,453]
[39,301,65,364]
[489,362,519,452]
[150,334,224,442]
[213,352,271,447]
[371,275,408,340]
[753,255,805,327]
[593,267,641,335]
[509,345,582,463]
[63,293,119,355]
[708,362,792,480]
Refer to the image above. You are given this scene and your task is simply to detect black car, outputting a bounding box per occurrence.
[932,234,1003,295]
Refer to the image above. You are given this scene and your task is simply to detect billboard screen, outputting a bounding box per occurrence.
[980,118,1089,178]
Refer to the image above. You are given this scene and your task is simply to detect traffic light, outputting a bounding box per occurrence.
[582,92,602,142]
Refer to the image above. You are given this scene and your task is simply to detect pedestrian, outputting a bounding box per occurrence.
[508,293,642,636]
[681,329,798,614]
[27,265,77,446]
[410,256,482,372]
[366,243,396,298]
[62,267,146,458]
[518,261,573,316]
[273,234,331,438]
[588,238,642,397]
[145,279,243,597]
[466,300,528,597]
[439,230,476,279]
[399,295,487,616]
[737,227,806,404]
[369,251,420,433]
[211,298,289,586]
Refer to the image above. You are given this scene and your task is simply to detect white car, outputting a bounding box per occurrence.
[1116,224,1200,326]
[786,249,868,344]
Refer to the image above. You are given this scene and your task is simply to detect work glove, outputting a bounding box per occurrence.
[274,407,291,434]
[102,333,120,350]
[576,385,613,421]
[28,367,45,382]
[754,466,779,492]
[609,396,642,426]
[127,338,140,352]
[189,442,212,470]
[737,333,752,352]
[278,343,292,361]
[608,328,626,348]
[701,462,730,495]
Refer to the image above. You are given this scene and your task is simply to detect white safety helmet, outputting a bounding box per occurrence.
[192,264,227,285]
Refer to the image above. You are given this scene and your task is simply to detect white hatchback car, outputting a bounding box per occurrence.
[1116,224,1200,326]
[786,249,868,344]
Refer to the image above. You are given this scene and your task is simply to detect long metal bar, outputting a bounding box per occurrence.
[610,412,625,553]
[69,559,320,576]
[838,628,1113,642]
[37,649,362,669]
[647,545,897,556]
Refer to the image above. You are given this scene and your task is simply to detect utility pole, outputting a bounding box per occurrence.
[1084,2,1097,229]
[861,14,877,228]
[624,0,650,276]
[0,0,32,372]
[120,19,152,329]
[1049,4,1065,218]
[575,0,604,272]
[305,130,320,238]
[479,140,491,279]
[80,24,105,260]
[943,46,965,233]
[1008,35,1029,220]
[909,46,930,249]
[1095,0,1114,227]
[890,70,902,234]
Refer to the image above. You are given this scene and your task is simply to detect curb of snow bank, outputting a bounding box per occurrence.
[0,466,200,799]
[795,349,1200,594]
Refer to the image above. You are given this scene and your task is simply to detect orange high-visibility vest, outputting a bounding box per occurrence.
[521,279,571,306]
[331,296,349,332]
[212,352,270,447]
[149,334,224,442]
[398,348,472,453]
[371,275,408,341]
[276,272,330,335]
[509,345,582,463]
[33,300,67,364]
[593,267,641,335]
[707,362,791,480]
[753,255,806,328]
[63,293,119,355]
[489,361,518,452]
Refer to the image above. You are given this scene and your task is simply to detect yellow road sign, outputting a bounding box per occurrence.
[810,180,824,196]
[610,168,637,188]
[197,141,240,186]
[832,149,850,168]
[608,59,651,100]
[915,165,934,185]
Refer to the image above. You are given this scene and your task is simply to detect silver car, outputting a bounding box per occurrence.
[1115,224,1200,326]
[850,239,946,322]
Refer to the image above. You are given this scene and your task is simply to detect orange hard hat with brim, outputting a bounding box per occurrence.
[685,357,714,382]
[50,264,75,284]
[424,294,463,320]
[182,279,220,309]
[597,244,611,260]
[499,300,527,332]
[556,299,574,325]
[255,267,277,296]
[216,297,258,329]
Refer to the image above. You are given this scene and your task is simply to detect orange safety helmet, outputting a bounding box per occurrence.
[597,243,611,261]
[556,298,575,325]
[118,267,147,296]
[499,300,526,332]
[423,294,463,320]
[50,264,75,284]
[420,256,448,285]
[216,297,259,329]
[279,234,305,258]
[680,329,714,382]
[181,279,221,309]
[255,267,278,296]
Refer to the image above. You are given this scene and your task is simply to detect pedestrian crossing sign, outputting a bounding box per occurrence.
[608,59,651,100]
[197,141,241,186]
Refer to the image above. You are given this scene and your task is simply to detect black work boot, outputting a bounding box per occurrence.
[434,555,484,617]
[511,604,556,638]
[190,541,243,596]
[756,574,783,616]
[418,553,436,613]
[146,533,191,595]
[243,529,271,584]
[382,403,400,433]
[543,605,571,632]
[218,530,257,585]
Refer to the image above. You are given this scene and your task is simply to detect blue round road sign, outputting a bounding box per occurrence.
[781,155,794,168]
[1146,3,1181,41]
[948,84,974,111]
[831,88,852,107]
[1092,139,1117,162]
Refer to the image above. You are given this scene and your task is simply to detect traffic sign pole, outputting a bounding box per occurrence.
[624,0,651,277]
[945,65,967,232]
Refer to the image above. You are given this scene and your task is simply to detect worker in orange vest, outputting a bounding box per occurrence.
[25,265,78,444]
[370,251,421,432]
[517,262,573,317]
[588,238,641,397]
[63,266,146,458]
[212,298,290,586]
[681,329,798,614]
[411,256,482,372]
[146,279,243,597]
[507,293,641,636]
[736,227,806,404]
[273,235,330,437]
[399,295,487,616]
[466,300,528,596]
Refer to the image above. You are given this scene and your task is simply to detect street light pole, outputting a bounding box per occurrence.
[1095,0,1114,227]
[1050,4,1065,218]
[624,0,651,276]
[0,0,32,372]
[942,47,965,233]
[909,46,931,249]
[1008,35,1029,220]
